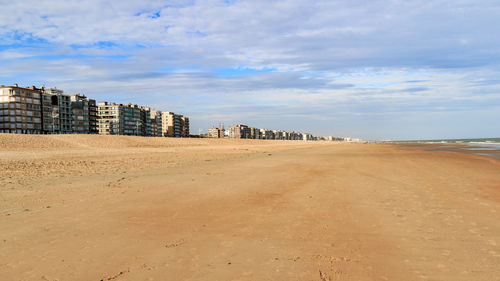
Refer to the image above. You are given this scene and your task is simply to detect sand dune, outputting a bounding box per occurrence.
[0,134,499,280]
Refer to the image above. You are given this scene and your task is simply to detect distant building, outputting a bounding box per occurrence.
[162,112,180,137]
[229,124,251,139]
[327,136,344,141]
[207,127,219,138]
[303,133,313,141]
[229,123,315,141]
[260,128,273,140]
[140,106,152,136]
[70,94,97,134]
[180,115,189,137]
[97,102,146,136]
[207,124,225,138]
[150,110,163,137]
[161,112,189,137]
[70,94,91,134]
[0,84,42,134]
[97,102,119,135]
[88,99,98,134]
[273,130,285,140]
[41,87,72,134]
[250,127,261,139]
[1,84,189,137]
[40,88,60,134]
[290,132,302,140]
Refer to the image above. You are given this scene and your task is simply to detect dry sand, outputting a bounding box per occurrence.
[0,134,499,281]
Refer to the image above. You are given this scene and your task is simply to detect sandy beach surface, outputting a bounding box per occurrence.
[0,134,499,281]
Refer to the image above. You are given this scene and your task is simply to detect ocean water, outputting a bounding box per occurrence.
[406,137,500,144]
[398,138,500,160]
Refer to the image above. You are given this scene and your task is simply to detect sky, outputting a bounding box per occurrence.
[1,0,499,140]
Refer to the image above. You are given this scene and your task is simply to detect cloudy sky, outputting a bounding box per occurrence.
[1,0,499,140]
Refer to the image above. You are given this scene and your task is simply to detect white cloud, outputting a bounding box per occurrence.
[1,0,499,139]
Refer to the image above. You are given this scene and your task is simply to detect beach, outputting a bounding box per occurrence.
[0,134,499,280]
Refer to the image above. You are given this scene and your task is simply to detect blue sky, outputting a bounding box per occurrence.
[1,0,499,140]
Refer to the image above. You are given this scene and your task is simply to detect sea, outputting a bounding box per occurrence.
[396,138,500,160]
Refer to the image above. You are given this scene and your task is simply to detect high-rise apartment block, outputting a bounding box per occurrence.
[161,112,177,137]
[229,124,251,139]
[180,116,189,137]
[250,127,261,139]
[98,102,143,136]
[139,106,152,137]
[70,94,97,134]
[96,102,118,135]
[260,129,274,140]
[150,110,163,137]
[0,84,42,134]
[122,104,142,136]
[161,112,190,138]
[41,88,72,134]
[88,99,98,134]
[41,89,60,134]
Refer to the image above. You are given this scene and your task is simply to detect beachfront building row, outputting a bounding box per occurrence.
[223,124,356,141]
[97,102,189,137]
[0,84,97,134]
[0,84,189,137]
[226,124,316,141]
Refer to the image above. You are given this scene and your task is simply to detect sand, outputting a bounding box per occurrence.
[0,134,499,281]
